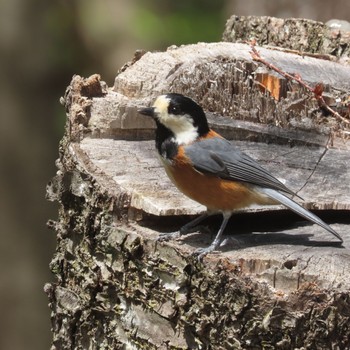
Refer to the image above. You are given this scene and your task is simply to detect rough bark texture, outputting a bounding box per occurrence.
[223,15,350,63]
[46,16,350,350]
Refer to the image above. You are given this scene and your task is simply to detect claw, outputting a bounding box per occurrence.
[192,244,219,261]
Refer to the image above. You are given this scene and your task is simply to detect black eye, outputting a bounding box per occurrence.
[169,104,181,115]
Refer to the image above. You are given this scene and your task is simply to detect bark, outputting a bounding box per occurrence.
[222,15,350,63]
[46,16,350,350]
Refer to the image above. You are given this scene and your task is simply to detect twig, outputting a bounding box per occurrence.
[249,41,350,125]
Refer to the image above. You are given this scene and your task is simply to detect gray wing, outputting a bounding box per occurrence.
[184,137,298,197]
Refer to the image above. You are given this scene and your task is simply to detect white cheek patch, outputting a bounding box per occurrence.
[169,116,198,145]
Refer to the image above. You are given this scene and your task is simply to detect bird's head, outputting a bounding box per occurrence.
[138,93,210,144]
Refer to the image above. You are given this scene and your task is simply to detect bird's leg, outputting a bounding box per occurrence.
[158,212,210,242]
[193,213,231,260]
[179,212,210,235]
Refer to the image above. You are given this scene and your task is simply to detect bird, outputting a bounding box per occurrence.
[138,93,343,258]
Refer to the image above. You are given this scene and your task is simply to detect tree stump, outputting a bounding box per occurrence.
[46,16,350,349]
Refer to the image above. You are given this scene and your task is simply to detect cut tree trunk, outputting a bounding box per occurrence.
[46,16,350,350]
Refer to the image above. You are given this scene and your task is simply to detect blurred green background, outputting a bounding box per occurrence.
[0,0,348,349]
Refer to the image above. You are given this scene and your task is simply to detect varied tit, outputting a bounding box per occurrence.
[138,93,343,258]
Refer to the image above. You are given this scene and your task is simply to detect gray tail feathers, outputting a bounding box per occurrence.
[260,188,343,243]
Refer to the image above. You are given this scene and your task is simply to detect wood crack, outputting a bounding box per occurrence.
[296,146,328,197]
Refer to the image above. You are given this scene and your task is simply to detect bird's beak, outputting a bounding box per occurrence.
[138,107,155,118]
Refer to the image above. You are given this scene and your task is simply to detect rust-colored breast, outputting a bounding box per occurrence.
[200,129,223,140]
[163,145,268,212]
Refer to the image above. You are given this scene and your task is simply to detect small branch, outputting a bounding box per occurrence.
[296,137,329,196]
[249,41,350,125]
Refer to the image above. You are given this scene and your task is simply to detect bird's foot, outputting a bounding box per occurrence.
[180,224,211,236]
[193,236,242,261]
[157,231,181,242]
[157,224,211,243]
[192,242,221,261]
